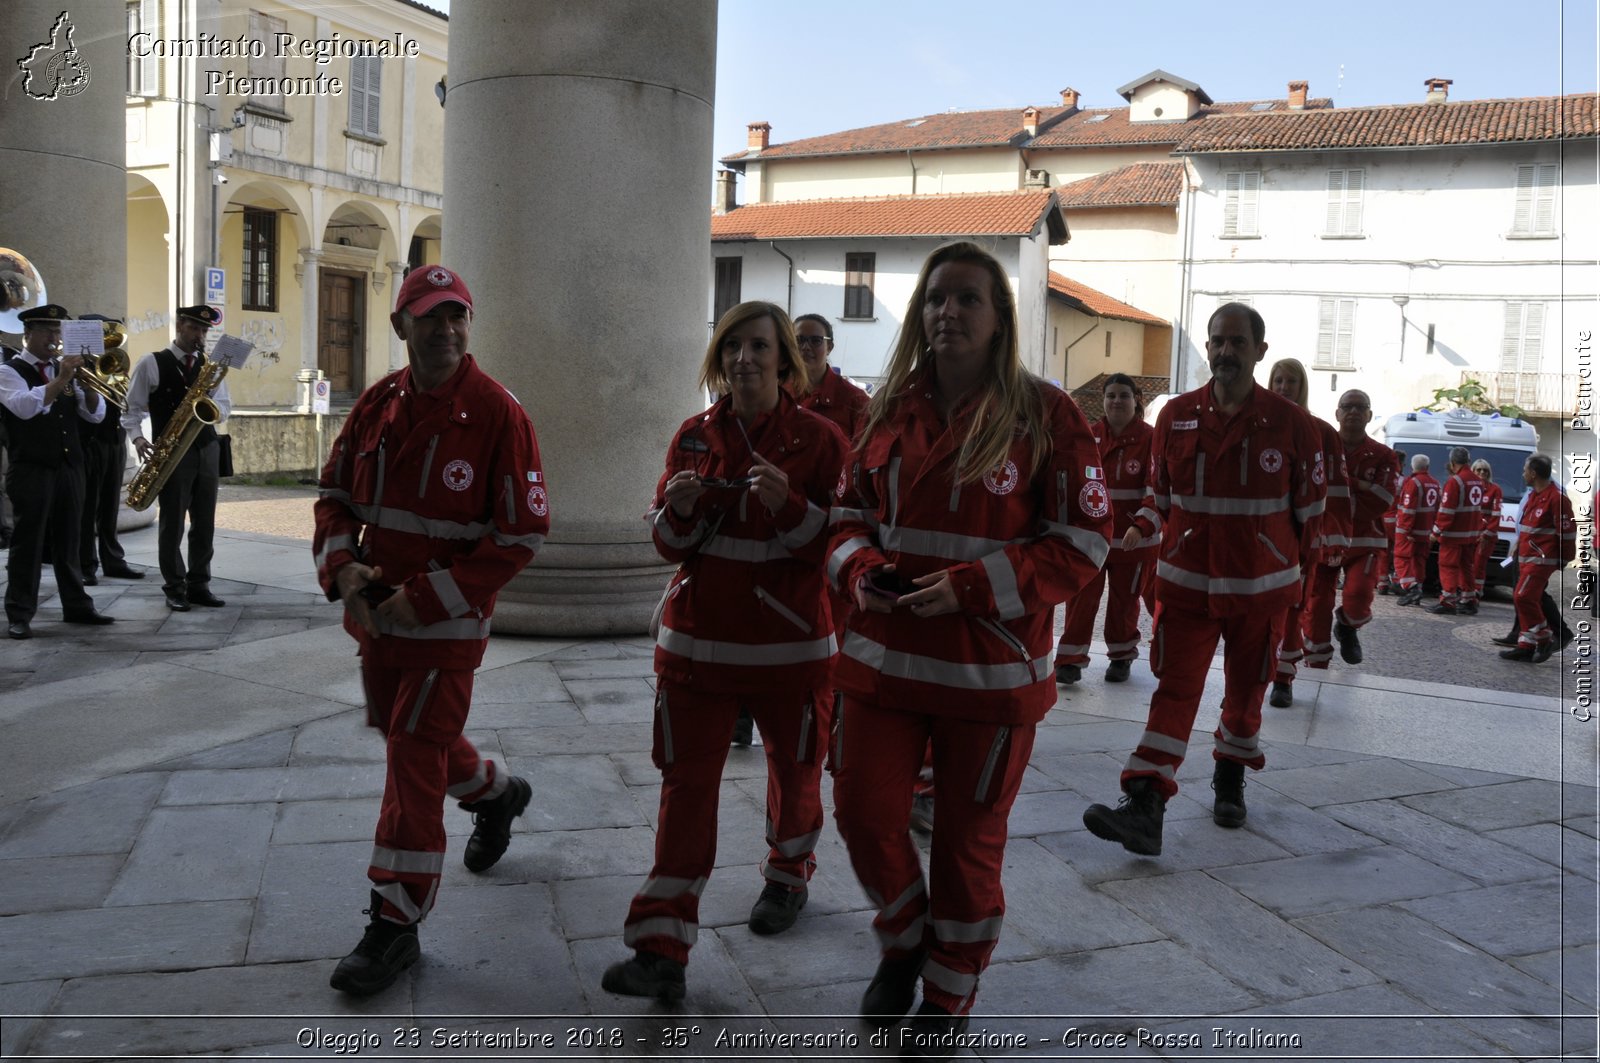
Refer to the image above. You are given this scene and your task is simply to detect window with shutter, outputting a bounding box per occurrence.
[127,1,160,96]
[1314,297,1356,369]
[1323,168,1364,237]
[248,11,287,111]
[1222,171,1260,237]
[242,209,279,312]
[1500,301,1546,406]
[844,252,876,319]
[713,258,742,324]
[1511,164,1557,236]
[348,56,382,137]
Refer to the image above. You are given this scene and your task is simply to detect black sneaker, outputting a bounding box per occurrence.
[1499,646,1535,662]
[859,949,925,1025]
[909,792,934,834]
[898,1000,970,1062]
[1397,587,1424,606]
[1458,600,1479,616]
[601,950,686,1002]
[748,881,807,935]
[1105,659,1131,683]
[1082,778,1165,856]
[1427,602,1458,615]
[460,775,532,873]
[329,892,420,996]
[1268,681,1293,709]
[1532,641,1555,663]
[1212,760,1247,828]
[731,710,754,747]
[1055,663,1081,685]
[1332,620,1363,665]
[1491,632,1519,647]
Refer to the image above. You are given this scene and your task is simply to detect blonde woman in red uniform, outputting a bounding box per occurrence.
[601,301,849,1002]
[1054,373,1158,685]
[827,242,1110,1052]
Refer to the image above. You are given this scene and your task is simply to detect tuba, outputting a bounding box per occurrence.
[126,357,229,511]
[73,320,132,410]
[0,248,47,335]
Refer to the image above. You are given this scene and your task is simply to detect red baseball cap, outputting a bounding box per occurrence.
[395,265,473,317]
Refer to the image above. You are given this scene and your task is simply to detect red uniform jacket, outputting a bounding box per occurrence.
[1314,420,1351,557]
[1478,481,1505,550]
[1433,467,1488,543]
[798,367,870,447]
[1341,435,1400,555]
[1130,382,1327,617]
[1517,484,1577,567]
[651,392,848,694]
[1395,472,1441,539]
[1094,417,1159,565]
[827,377,1111,723]
[313,355,548,669]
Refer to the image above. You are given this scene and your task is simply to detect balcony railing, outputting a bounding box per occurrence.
[1469,371,1581,417]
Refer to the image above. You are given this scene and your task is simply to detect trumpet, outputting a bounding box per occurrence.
[70,320,132,410]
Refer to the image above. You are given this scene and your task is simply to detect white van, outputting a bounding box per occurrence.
[1381,407,1539,590]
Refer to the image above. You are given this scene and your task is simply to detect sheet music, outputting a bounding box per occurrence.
[60,320,104,359]
[208,334,254,370]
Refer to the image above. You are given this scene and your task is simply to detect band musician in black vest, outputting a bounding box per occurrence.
[121,304,232,611]
[76,314,144,585]
[0,304,117,639]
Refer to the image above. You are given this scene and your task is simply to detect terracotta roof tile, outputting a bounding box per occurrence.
[1047,272,1166,326]
[1012,100,1332,149]
[1175,94,1597,152]
[721,106,1074,163]
[1055,162,1183,209]
[711,190,1066,242]
[1071,373,1173,422]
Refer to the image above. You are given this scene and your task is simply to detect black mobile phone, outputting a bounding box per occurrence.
[700,475,756,492]
[867,568,917,598]
[359,582,398,606]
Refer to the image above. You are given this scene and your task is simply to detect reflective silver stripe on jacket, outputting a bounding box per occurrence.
[842,632,1050,691]
[827,535,872,587]
[1042,521,1111,569]
[1295,497,1327,522]
[829,505,878,528]
[344,501,493,542]
[1172,492,1290,516]
[881,524,1014,562]
[651,505,710,549]
[1365,483,1395,505]
[980,550,1025,621]
[656,625,836,666]
[315,533,357,570]
[1348,535,1389,550]
[1107,487,1145,501]
[777,501,829,549]
[373,614,490,640]
[1156,561,1303,597]
[427,568,471,618]
[491,529,546,550]
[702,535,792,563]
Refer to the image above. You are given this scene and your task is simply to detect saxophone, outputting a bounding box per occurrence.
[126,358,229,511]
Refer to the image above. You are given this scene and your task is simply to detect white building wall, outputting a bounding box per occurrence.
[1181,143,1598,425]
[1050,207,1180,322]
[757,149,1022,202]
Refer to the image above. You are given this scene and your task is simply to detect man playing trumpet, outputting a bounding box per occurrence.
[122,304,231,611]
[0,304,117,639]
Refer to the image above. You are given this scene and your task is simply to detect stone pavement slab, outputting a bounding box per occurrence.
[0,899,252,983]
[1210,845,1477,918]
[1399,875,1599,954]
[1487,821,1600,879]
[0,981,61,1058]
[1249,756,1458,807]
[0,853,125,916]
[104,803,277,905]
[1328,798,1564,884]
[0,773,166,858]
[1401,778,1599,831]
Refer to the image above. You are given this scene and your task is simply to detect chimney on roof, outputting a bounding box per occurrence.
[747,121,771,151]
[1022,106,1042,136]
[1287,80,1308,110]
[1059,87,1080,109]
[713,170,737,215]
[1424,77,1452,103]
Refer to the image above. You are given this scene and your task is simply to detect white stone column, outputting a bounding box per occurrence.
[294,248,324,412]
[386,261,408,372]
[445,1,717,636]
[0,1,126,326]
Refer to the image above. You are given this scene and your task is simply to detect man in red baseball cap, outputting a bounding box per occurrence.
[313,265,551,995]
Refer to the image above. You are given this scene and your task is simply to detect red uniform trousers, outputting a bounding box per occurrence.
[1437,542,1477,606]
[1302,554,1382,668]
[1393,535,1429,590]
[362,662,503,926]
[1055,558,1153,666]
[1121,602,1284,800]
[832,695,1033,1016]
[624,681,830,965]
[1274,571,1311,685]
[1514,565,1557,648]
[1473,536,1498,600]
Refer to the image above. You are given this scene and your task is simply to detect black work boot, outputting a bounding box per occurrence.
[1055,663,1081,685]
[731,709,755,747]
[329,891,420,996]
[460,775,532,873]
[1082,778,1165,855]
[860,949,926,1025]
[1105,659,1131,683]
[1212,760,1247,828]
[601,950,686,1002]
[898,1000,971,1061]
[1333,619,1363,664]
[748,881,807,935]
[1268,681,1294,708]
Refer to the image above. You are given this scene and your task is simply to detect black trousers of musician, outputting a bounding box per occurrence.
[0,436,13,543]
[79,432,131,576]
[157,438,219,596]
[4,460,95,624]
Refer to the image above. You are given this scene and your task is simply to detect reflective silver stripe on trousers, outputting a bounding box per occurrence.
[657,626,837,666]
[878,916,929,952]
[373,881,427,924]
[768,823,822,859]
[1215,722,1260,758]
[973,726,1009,801]
[703,535,792,563]
[370,845,446,875]
[843,632,1048,692]
[759,855,808,888]
[656,688,674,764]
[1172,492,1290,516]
[1136,730,1189,757]
[1124,754,1176,779]
[880,877,927,920]
[933,915,1004,944]
[1056,641,1090,656]
[1042,521,1111,569]
[921,958,978,996]
[637,874,709,899]
[625,916,697,947]
[405,668,438,734]
[1156,561,1303,597]
[777,500,829,549]
[981,551,1025,621]
[445,760,495,799]
[827,536,872,588]
[427,568,471,618]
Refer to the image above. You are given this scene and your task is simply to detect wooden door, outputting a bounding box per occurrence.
[318,270,365,395]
